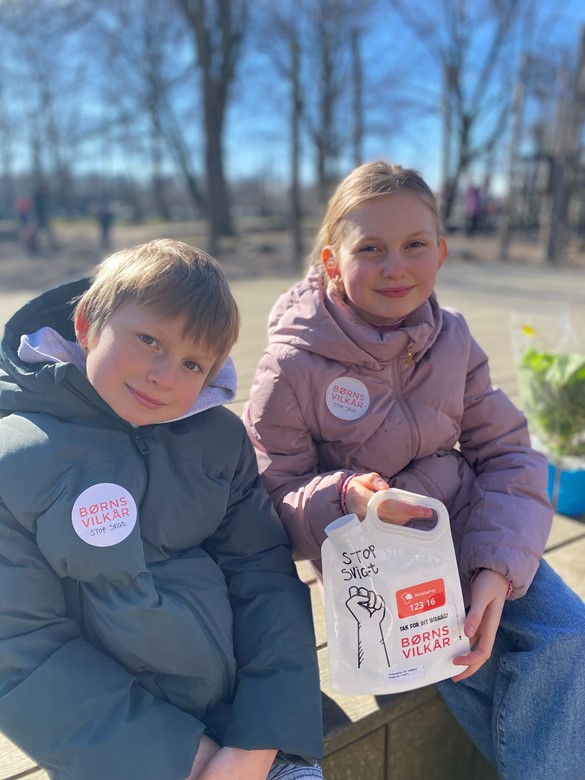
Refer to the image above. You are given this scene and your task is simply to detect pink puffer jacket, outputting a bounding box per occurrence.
[243,268,552,601]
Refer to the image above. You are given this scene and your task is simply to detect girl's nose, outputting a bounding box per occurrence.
[381,250,406,276]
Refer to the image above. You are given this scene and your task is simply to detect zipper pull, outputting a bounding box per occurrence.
[404,345,414,368]
[133,429,149,455]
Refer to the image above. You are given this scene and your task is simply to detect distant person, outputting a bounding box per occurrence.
[243,160,585,780]
[464,183,483,235]
[97,202,114,250]
[0,239,324,780]
[32,181,57,252]
[14,195,35,254]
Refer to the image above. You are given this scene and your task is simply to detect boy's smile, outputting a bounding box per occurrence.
[323,192,447,325]
[75,302,217,425]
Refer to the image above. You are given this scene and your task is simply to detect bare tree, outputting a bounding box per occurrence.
[1,0,93,214]
[351,28,365,167]
[252,2,306,269]
[0,34,17,217]
[390,0,531,222]
[176,0,248,254]
[87,0,204,221]
[539,27,585,263]
[301,0,371,202]
[498,52,529,261]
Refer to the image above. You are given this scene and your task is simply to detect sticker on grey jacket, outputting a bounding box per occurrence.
[326,377,370,420]
[71,483,137,547]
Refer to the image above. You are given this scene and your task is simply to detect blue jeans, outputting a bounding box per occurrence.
[268,763,323,779]
[437,559,585,779]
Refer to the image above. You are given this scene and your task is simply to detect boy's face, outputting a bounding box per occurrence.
[322,192,447,325]
[75,301,218,426]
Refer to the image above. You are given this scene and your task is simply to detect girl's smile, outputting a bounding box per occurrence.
[376,286,415,298]
[322,192,447,325]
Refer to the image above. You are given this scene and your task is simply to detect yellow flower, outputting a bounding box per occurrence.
[521,324,535,336]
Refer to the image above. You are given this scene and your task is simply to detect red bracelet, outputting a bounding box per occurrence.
[340,475,356,515]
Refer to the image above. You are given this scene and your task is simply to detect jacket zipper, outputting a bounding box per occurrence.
[132,428,149,455]
[391,344,420,456]
[124,428,230,686]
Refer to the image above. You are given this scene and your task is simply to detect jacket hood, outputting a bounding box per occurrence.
[0,278,236,423]
[267,265,443,368]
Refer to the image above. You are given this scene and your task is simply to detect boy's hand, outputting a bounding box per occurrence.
[345,473,433,525]
[186,735,220,779]
[195,747,277,780]
[451,569,509,683]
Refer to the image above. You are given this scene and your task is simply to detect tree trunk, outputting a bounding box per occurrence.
[351,29,363,167]
[204,103,232,255]
[177,0,245,251]
[541,27,585,264]
[290,32,303,272]
[498,53,528,261]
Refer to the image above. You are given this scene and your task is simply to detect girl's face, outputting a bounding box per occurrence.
[322,192,447,325]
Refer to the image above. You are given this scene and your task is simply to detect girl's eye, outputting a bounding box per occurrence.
[139,334,157,346]
[358,244,379,254]
[184,360,202,373]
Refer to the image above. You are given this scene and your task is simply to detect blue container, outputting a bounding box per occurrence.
[547,463,585,519]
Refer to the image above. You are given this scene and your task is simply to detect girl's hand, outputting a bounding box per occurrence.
[344,473,433,525]
[451,569,509,683]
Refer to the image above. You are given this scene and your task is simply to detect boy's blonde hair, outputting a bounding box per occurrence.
[74,239,240,378]
[309,160,442,266]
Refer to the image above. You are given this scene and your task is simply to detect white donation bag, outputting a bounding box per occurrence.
[322,488,470,695]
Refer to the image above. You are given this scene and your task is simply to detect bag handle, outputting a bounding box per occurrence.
[363,488,449,537]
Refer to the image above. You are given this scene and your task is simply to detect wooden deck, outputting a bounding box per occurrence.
[1,258,584,779]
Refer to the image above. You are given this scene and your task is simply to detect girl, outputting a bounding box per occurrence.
[243,161,585,779]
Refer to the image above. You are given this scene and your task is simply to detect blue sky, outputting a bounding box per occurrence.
[225,0,585,194]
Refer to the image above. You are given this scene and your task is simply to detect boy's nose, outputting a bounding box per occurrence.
[148,357,177,389]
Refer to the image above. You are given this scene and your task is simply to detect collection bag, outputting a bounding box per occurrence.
[322,488,469,695]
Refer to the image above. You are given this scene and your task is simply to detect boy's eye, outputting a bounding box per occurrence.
[139,334,157,346]
[184,360,202,373]
[407,240,426,249]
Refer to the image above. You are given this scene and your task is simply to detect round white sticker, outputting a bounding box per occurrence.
[71,483,137,547]
[325,376,370,420]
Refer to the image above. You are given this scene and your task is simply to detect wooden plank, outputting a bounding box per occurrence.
[0,733,41,780]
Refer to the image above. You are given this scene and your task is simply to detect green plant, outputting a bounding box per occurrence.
[517,347,585,458]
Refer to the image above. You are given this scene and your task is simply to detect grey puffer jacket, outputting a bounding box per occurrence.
[0,280,323,780]
[243,268,552,602]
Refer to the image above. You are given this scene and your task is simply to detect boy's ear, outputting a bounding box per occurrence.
[322,246,339,279]
[438,236,448,269]
[74,309,90,348]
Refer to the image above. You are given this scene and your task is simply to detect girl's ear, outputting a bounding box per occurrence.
[438,236,448,269]
[322,246,339,279]
[74,309,91,349]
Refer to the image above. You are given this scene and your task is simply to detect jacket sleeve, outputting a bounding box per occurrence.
[243,350,352,559]
[0,497,202,780]
[457,328,553,599]
[203,426,323,763]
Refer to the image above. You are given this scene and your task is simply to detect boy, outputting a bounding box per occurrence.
[0,239,323,780]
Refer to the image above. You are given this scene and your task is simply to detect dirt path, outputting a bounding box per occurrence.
[1,220,583,295]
